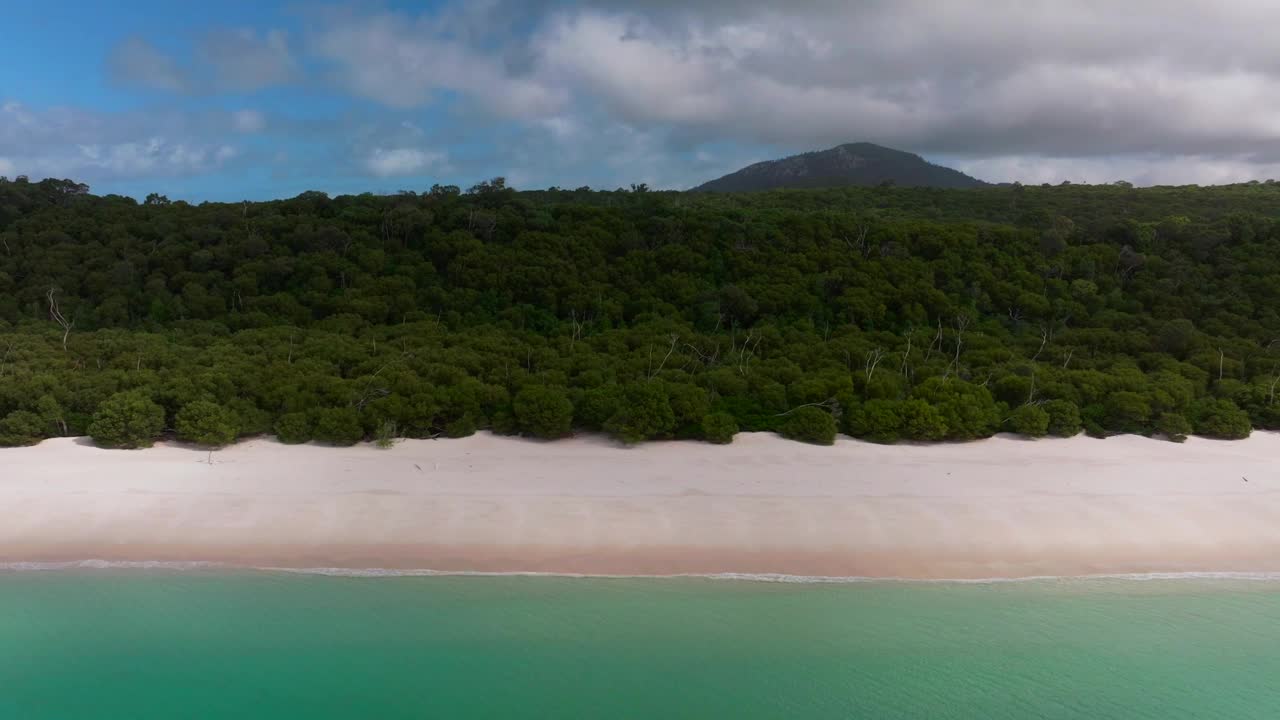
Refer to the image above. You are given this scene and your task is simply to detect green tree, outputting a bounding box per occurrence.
[912,378,1001,440]
[35,395,69,437]
[514,385,575,439]
[701,412,739,444]
[1010,404,1050,438]
[1105,391,1151,434]
[311,407,364,446]
[1042,400,1083,437]
[846,399,903,444]
[275,413,312,444]
[575,385,622,431]
[5,177,1280,449]
[666,382,711,438]
[780,406,837,446]
[1190,399,1251,439]
[0,410,45,446]
[175,400,239,448]
[1156,412,1193,443]
[898,399,948,441]
[604,383,675,443]
[89,391,166,449]
[445,415,477,438]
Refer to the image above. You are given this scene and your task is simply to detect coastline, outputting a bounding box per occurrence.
[3,432,1280,580]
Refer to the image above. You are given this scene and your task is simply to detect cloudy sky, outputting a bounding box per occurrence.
[6,0,1280,200]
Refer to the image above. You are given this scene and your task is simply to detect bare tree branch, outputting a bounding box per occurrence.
[775,397,841,419]
[1031,324,1049,362]
[865,347,886,383]
[47,288,73,352]
[945,313,970,378]
[648,334,679,380]
[737,331,761,376]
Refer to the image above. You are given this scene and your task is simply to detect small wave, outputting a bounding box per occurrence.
[4,561,1280,584]
[0,560,224,572]
[254,567,1280,585]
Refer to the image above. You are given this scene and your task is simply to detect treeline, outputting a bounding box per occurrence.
[1,175,1279,449]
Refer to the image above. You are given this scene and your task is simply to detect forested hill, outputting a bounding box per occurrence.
[692,143,987,192]
[3,175,1280,450]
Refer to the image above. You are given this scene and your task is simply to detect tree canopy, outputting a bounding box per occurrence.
[3,175,1280,448]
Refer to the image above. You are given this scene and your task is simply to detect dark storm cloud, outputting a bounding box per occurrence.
[303,1,1280,182]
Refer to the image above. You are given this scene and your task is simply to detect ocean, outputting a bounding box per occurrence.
[2,569,1278,718]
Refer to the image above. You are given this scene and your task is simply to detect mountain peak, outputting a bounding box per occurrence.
[693,143,986,192]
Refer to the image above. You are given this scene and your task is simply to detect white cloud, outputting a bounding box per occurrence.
[46,1,1280,192]
[75,138,237,176]
[523,4,1280,158]
[0,157,14,177]
[309,12,566,117]
[108,38,190,93]
[232,109,266,133]
[106,29,296,96]
[284,1,1280,185]
[0,103,240,182]
[364,147,447,177]
[200,29,298,92]
[952,154,1280,187]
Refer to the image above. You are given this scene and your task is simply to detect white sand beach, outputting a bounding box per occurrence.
[3,432,1279,579]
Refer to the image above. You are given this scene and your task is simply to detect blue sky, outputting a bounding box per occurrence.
[2,0,776,201]
[5,1,1280,200]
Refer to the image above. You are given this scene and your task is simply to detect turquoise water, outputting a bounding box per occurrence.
[3,572,1279,719]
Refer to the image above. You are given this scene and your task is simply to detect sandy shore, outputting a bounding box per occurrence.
[3,432,1280,579]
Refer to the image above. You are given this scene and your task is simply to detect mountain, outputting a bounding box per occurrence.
[692,143,987,192]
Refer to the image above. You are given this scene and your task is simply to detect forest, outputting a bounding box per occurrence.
[2,174,1280,449]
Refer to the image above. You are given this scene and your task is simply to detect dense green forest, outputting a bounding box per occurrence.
[2,174,1280,449]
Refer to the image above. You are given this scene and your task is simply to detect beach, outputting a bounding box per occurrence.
[3,432,1279,579]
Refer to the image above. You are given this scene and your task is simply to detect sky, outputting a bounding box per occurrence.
[5,0,1280,201]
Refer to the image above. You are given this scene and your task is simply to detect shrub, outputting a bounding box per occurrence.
[488,409,519,436]
[311,407,364,446]
[0,410,46,446]
[175,401,239,448]
[1156,412,1193,443]
[846,399,903,444]
[513,385,575,439]
[604,383,675,444]
[1010,404,1050,438]
[701,412,739,444]
[374,420,399,449]
[898,399,948,441]
[35,395,69,436]
[227,398,272,436]
[88,391,166,449]
[275,412,312,444]
[779,406,837,446]
[574,385,622,431]
[1106,391,1151,434]
[1042,399,1083,437]
[1080,402,1110,437]
[666,383,711,438]
[445,415,477,439]
[1191,399,1251,439]
[911,378,1001,440]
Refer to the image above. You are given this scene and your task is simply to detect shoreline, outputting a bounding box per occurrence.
[4,432,1280,580]
[6,559,1280,585]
